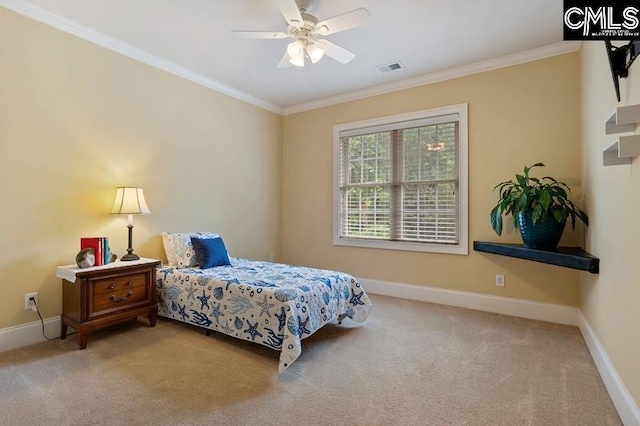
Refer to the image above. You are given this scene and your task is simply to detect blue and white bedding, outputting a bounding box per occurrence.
[156,258,372,371]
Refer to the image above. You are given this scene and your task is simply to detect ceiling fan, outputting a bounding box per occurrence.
[231,0,371,68]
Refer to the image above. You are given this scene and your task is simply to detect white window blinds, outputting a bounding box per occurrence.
[337,111,461,247]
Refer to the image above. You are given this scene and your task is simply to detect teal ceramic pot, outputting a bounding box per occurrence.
[518,210,566,250]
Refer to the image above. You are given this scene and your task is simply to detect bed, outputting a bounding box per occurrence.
[156,232,372,371]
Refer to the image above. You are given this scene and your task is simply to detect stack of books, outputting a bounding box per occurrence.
[80,237,111,266]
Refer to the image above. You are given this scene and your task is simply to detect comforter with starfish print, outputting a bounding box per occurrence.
[156,258,372,371]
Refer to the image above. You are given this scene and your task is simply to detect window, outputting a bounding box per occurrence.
[333,104,468,254]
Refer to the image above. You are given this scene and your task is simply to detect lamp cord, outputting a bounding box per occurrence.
[32,300,75,341]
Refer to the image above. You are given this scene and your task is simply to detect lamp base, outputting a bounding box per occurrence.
[120,253,140,261]
[120,223,140,261]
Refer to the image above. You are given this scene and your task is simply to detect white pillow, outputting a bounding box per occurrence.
[162,232,219,268]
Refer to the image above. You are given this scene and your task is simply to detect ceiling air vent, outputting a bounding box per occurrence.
[375,61,405,73]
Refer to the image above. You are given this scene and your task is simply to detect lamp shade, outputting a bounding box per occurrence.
[109,187,151,215]
[289,56,305,67]
[287,40,304,58]
[307,43,325,64]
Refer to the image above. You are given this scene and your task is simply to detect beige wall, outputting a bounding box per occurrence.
[0,9,282,329]
[580,42,640,406]
[3,3,635,410]
[282,53,583,306]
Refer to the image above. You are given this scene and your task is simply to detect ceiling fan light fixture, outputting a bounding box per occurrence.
[289,56,305,67]
[307,43,325,63]
[287,40,305,58]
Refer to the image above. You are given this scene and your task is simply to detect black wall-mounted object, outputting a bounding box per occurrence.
[473,241,600,274]
[606,40,640,102]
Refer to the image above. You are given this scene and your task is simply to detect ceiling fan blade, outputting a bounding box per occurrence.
[316,8,371,36]
[317,39,355,64]
[277,52,293,68]
[276,0,303,26]
[231,30,289,39]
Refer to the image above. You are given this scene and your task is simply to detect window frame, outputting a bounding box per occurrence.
[333,103,468,255]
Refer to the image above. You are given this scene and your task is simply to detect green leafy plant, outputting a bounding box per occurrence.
[490,163,589,235]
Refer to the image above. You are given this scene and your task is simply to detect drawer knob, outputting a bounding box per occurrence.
[127,280,133,286]
[109,283,116,289]
[110,291,133,302]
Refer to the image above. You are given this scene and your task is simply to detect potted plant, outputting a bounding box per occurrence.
[490,163,589,250]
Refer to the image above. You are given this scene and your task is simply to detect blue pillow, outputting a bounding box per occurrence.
[190,237,231,269]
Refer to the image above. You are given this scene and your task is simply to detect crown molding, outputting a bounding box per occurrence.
[0,0,284,115]
[283,41,582,115]
[2,0,582,117]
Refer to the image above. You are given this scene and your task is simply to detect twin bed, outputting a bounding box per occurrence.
[156,232,372,371]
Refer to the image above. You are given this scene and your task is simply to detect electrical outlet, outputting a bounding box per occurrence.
[269,254,274,262]
[495,275,505,287]
[24,292,38,311]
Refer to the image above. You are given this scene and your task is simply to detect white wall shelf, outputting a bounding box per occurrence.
[605,104,640,134]
[603,104,640,166]
[603,135,640,166]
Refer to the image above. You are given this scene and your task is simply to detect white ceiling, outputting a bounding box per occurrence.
[5,0,577,114]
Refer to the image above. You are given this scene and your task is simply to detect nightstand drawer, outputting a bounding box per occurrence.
[92,285,150,313]
[92,273,147,295]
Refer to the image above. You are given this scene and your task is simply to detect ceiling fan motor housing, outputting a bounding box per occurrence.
[288,13,321,38]
[295,0,315,14]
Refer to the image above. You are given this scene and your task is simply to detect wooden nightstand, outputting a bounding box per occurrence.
[56,258,161,349]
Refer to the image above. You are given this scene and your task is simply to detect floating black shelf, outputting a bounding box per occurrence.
[473,241,599,274]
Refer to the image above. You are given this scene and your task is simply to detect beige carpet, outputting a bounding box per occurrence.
[0,295,620,425]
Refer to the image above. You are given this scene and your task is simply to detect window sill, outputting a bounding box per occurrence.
[335,237,468,255]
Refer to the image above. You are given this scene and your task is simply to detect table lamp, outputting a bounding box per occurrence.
[109,187,150,261]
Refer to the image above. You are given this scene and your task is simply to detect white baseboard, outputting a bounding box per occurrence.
[578,312,640,426]
[360,277,580,326]
[0,316,61,353]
